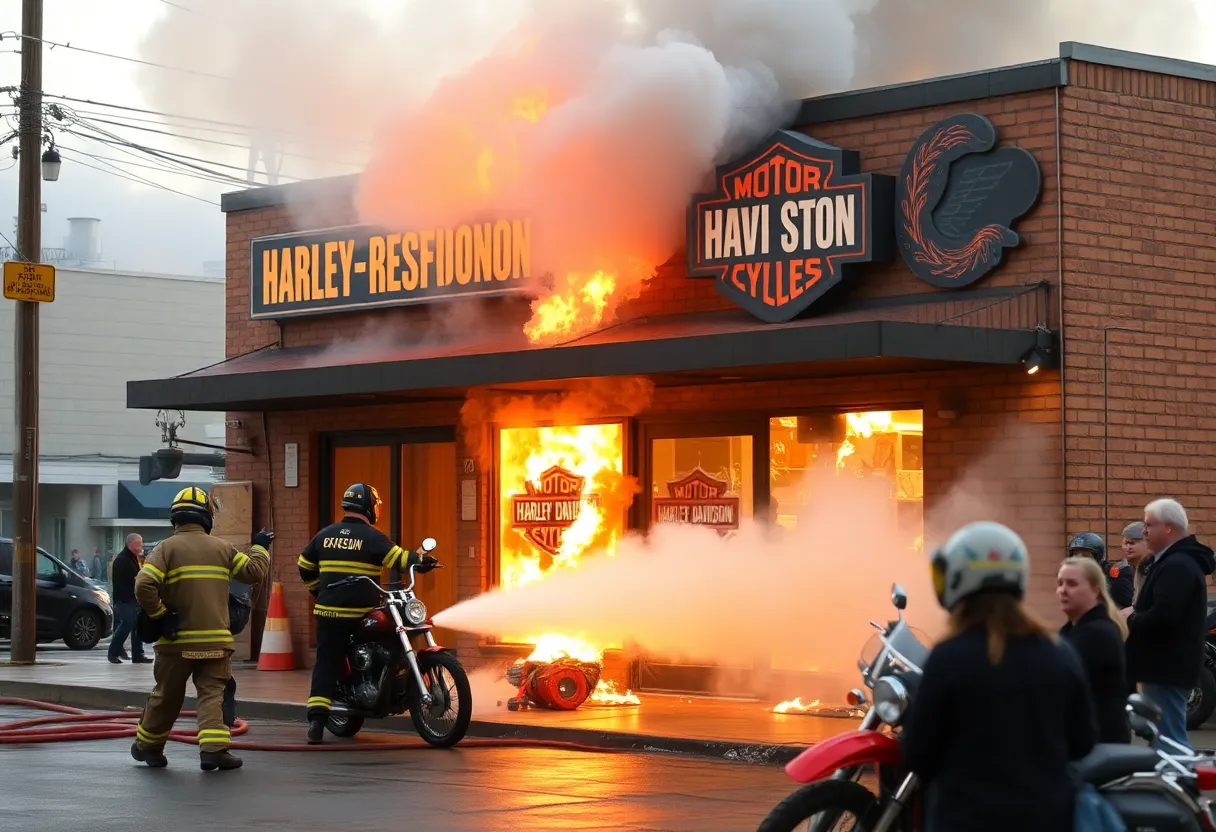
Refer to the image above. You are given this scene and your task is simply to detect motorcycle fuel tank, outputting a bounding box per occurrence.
[354,609,394,641]
[1103,790,1203,832]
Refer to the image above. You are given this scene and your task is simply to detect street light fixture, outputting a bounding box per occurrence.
[40,143,60,181]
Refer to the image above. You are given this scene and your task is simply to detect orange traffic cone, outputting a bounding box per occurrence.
[257,582,295,671]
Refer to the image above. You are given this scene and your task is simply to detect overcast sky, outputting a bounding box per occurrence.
[2,0,1215,277]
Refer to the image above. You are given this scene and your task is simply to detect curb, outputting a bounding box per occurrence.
[0,679,800,765]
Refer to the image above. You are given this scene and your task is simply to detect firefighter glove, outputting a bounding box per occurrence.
[252,528,275,549]
[417,555,440,574]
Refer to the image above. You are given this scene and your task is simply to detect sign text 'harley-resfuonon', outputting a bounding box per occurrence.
[250,221,532,319]
[687,130,894,323]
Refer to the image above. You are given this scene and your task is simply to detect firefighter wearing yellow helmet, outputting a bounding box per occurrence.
[130,486,275,771]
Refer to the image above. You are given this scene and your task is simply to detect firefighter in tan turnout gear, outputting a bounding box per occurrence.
[130,487,274,771]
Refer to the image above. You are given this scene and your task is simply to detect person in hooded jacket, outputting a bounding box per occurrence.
[901,521,1097,832]
[1122,498,1216,751]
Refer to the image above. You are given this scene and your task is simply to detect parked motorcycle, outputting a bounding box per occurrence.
[321,537,473,748]
[1185,600,1216,730]
[757,584,1216,832]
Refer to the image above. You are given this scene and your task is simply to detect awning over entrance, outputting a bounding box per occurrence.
[117,480,213,520]
[127,286,1052,412]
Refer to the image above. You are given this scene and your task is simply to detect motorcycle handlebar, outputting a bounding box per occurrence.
[325,560,444,593]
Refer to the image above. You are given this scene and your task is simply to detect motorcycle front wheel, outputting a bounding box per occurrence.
[756,780,879,832]
[1187,663,1216,729]
[407,651,473,748]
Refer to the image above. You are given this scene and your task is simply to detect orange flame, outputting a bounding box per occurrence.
[771,697,821,713]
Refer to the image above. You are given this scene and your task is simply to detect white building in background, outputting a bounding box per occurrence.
[0,218,224,572]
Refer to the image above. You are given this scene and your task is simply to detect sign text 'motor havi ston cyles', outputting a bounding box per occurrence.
[250,220,533,320]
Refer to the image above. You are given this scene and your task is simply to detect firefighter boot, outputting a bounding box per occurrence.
[130,742,168,768]
[306,718,325,745]
[200,750,243,771]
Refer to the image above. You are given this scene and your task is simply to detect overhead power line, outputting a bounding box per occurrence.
[57,146,220,206]
[0,31,231,80]
[38,92,372,148]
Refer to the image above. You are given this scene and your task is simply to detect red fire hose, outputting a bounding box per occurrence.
[0,698,623,753]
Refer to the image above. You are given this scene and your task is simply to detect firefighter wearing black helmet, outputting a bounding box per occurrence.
[1068,531,1134,609]
[131,487,274,771]
[297,482,438,744]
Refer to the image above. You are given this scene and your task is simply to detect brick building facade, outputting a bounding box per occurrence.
[129,42,1216,680]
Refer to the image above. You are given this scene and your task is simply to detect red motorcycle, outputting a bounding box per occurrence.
[758,584,1216,832]
[321,538,472,747]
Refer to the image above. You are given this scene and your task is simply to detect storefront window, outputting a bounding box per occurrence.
[497,423,626,651]
[769,410,924,548]
[650,436,753,530]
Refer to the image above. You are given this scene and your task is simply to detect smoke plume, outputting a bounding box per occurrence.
[433,420,1061,694]
[134,0,1204,342]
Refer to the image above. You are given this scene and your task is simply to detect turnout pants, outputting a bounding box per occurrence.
[136,652,233,753]
[307,616,361,721]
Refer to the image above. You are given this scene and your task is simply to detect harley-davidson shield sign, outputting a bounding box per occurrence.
[511,465,598,558]
[652,467,740,531]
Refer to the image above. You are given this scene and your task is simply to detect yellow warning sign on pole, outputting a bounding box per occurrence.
[3,261,56,303]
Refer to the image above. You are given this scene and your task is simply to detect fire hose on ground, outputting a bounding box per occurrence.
[0,698,625,753]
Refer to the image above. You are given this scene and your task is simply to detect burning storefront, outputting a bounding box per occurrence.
[128,42,1216,713]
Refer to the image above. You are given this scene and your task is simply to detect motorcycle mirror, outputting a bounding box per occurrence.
[421,537,438,553]
[891,584,908,611]
[1127,711,1157,743]
[1127,692,1163,724]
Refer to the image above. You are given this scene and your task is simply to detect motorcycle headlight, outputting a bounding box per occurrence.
[404,598,427,626]
[873,675,910,726]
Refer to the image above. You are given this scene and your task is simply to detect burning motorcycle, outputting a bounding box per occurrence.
[758,584,1216,832]
[321,538,473,748]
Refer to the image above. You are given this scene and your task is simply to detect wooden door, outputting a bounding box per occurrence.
[400,442,459,645]
[330,446,393,536]
[323,445,392,646]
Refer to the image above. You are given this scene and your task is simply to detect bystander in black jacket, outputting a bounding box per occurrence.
[1126,535,1216,689]
[902,628,1097,832]
[1060,605,1130,743]
[111,546,141,604]
[1104,561,1135,609]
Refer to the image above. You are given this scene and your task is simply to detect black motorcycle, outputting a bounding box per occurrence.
[1185,600,1216,730]
[322,538,472,747]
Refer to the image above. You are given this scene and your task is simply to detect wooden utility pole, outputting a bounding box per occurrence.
[11,0,44,664]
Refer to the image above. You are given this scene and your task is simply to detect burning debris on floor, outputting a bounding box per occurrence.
[768,697,866,720]
[504,648,641,712]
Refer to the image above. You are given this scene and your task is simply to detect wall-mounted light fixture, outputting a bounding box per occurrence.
[1020,326,1058,375]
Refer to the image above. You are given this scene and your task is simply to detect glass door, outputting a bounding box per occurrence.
[633,417,768,697]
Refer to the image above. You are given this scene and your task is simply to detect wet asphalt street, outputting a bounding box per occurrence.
[0,706,793,832]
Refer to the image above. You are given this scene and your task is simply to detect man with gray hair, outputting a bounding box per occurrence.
[1123,498,1215,749]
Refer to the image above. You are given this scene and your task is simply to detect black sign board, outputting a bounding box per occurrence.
[250,221,533,320]
[686,130,895,324]
[895,113,1041,289]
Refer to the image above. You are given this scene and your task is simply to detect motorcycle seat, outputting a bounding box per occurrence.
[1072,744,1161,784]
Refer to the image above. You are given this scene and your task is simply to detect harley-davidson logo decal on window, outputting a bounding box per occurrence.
[652,467,740,531]
[511,465,599,558]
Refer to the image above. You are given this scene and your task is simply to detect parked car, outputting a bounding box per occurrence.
[0,537,114,649]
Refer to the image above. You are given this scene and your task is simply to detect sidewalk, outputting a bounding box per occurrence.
[0,650,855,765]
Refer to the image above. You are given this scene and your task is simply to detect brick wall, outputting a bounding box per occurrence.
[1060,62,1216,549]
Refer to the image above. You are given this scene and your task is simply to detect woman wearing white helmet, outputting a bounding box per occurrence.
[901,521,1098,832]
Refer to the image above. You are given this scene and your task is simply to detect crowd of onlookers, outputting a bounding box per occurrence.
[901,498,1213,832]
[1059,499,1214,751]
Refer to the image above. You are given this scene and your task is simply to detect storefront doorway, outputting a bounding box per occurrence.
[633,417,768,696]
[320,428,459,646]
